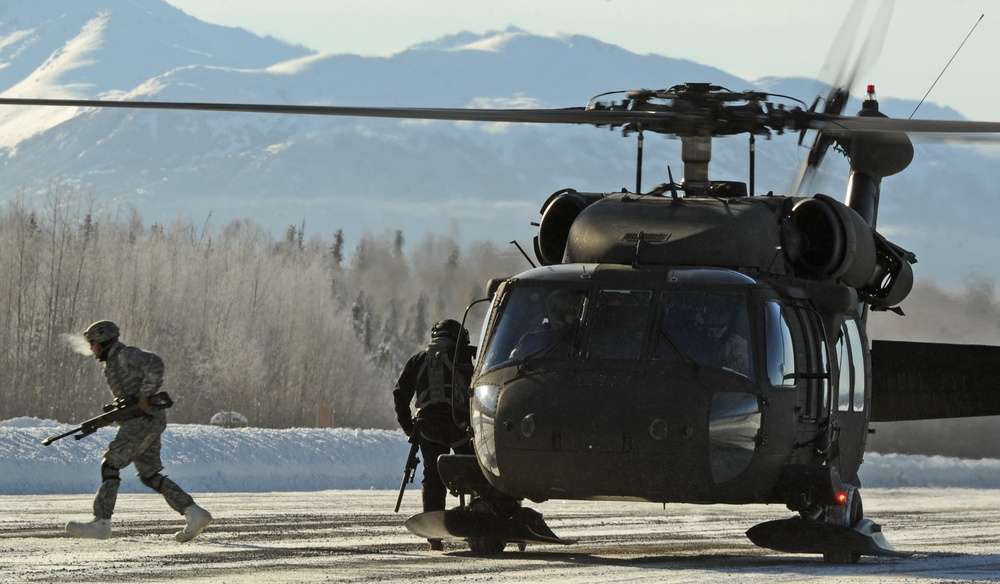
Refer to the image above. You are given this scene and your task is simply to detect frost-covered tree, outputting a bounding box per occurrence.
[0,187,529,428]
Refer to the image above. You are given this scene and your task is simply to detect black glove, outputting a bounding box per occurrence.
[402,418,415,437]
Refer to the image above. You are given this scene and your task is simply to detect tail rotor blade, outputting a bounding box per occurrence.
[791,0,895,197]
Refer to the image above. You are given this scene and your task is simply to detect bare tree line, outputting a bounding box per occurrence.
[0,184,528,428]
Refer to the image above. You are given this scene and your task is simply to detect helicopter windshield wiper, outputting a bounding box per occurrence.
[514,330,578,373]
[654,324,699,369]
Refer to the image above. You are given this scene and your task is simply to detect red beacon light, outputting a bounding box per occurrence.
[836,491,849,505]
[866,84,877,100]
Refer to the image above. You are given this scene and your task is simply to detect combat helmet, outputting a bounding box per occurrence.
[84,320,120,343]
[699,298,734,329]
[431,319,469,345]
[83,320,120,361]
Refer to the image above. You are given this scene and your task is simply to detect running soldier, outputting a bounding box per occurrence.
[65,320,213,542]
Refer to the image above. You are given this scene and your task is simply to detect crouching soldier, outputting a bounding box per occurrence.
[65,320,213,542]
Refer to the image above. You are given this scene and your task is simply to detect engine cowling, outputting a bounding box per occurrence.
[861,233,914,309]
[786,194,877,288]
[532,189,913,308]
[534,189,606,266]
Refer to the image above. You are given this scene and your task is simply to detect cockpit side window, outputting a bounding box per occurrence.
[765,301,796,386]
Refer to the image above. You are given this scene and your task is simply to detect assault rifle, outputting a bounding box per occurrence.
[42,392,173,446]
[394,420,421,513]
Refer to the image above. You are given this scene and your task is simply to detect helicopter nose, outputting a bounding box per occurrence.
[478,371,760,501]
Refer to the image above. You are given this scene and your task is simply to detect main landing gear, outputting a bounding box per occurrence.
[746,486,911,563]
[404,496,575,554]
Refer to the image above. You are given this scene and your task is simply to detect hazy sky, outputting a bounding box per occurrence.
[162,0,999,121]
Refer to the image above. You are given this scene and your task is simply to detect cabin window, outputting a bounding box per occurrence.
[652,291,753,378]
[835,326,851,412]
[479,286,587,371]
[793,306,829,420]
[836,317,867,412]
[765,301,795,386]
[849,320,866,411]
[587,289,651,360]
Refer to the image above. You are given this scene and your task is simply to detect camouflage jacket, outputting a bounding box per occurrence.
[102,341,165,402]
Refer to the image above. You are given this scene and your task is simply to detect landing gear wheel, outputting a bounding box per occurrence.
[823,489,864,564]
[469,536,506,554]
[466,497,508,555]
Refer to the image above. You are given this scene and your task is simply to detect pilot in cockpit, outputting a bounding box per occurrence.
[690,298,751,376]
[509,289,585,360]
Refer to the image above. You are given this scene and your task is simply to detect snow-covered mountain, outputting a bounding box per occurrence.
[1,0,998,284]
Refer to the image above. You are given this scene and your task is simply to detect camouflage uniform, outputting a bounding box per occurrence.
[92,341,194,519]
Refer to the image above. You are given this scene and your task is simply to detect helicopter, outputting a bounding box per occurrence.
[401,82,1000,563]
[5,11,1000,568]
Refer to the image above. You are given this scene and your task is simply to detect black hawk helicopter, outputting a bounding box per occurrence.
[5,16,1000,568]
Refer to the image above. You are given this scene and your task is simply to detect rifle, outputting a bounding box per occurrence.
[42,391,173,446]
[394,420,421,513]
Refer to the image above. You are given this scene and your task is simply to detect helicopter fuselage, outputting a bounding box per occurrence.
[469,263,869,508]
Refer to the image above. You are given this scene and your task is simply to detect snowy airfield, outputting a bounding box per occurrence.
[2,419,1000,582]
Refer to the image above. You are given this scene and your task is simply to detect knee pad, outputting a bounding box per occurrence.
[100,459,120,482]
[140,473,165,491]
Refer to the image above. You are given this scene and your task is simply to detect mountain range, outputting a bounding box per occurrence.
[1,0,997,285]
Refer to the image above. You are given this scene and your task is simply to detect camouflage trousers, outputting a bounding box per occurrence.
[93,412,194,519]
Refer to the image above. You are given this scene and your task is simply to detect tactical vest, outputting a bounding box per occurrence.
[415,349,459,409]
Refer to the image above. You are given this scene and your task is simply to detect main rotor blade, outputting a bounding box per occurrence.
[4,96,999,140]
[0,95,814,137]
[0,97,631,126]
[817,116,1000,135]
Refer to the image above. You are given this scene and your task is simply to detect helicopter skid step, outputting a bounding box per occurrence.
[404,507,576,546]
[746,517,912,559]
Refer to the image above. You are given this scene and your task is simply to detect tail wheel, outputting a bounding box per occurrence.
[823,488,864,564]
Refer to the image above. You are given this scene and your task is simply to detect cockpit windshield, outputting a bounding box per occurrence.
[651,291,752,377]
[480,287,587,370]
[478,281,754,379]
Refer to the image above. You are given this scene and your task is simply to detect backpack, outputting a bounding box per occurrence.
[415,339,470,411]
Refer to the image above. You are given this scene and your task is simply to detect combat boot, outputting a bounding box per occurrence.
[66,517,111,539]
[174,503,213,542]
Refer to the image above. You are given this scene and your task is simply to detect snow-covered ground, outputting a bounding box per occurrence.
[0,417,404,495]
[3,488,1000,583]
[3,417,1000,495]
[3,417,1000,582]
